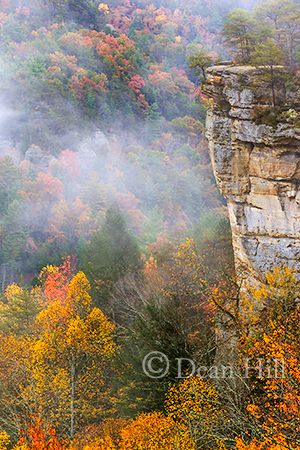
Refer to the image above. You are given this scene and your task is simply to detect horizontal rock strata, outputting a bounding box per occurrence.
[204,65,300,289]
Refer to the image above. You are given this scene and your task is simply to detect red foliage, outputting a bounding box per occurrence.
[15,6,30,15]
[105,34,119,49]
[82,36,93,48]
[128,74,145,93]
[170,68,186,77]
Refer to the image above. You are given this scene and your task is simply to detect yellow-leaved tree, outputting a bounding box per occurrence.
[0,431,9,450]
[239,266,300,450]
[0,333,35,440]
[165,376,227,449]
[116,411,195,450]
[30,271,115,439]
[119,412,179,450]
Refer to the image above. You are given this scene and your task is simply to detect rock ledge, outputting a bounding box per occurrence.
[204,65,300,288]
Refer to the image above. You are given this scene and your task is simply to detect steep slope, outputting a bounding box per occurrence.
[204,65,300,289]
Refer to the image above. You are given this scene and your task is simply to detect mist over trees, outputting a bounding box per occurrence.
[0,0,298,449]
[0,0,233,291]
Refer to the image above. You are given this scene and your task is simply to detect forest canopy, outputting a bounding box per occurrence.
[0,0,299,449]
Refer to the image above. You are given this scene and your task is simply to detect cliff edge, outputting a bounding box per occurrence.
[204,65,300,289]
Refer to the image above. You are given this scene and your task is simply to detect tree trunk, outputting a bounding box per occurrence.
[289,32,293,67]
[70,356,75,440]
[270,65,276,107]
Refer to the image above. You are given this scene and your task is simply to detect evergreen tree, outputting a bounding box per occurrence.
[222,8,272,63]
[0,157,20,215]
[255,0,300,66]
[140,205,164,247]
[80,172,107,214]
[0,201,28,291]
[188,51,214,81]
[0,286,40,335]
[222,0,300,67]
[277,0,300,66]
[81,203,142,306]
[50,0,103,30]
[250,40,285,106]
[142,103,162,145]
[222,9,258,63]
[113,293,215,416]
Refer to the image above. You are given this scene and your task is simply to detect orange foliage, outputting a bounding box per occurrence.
[39,256,75,304]
[36,172,64,200]
[166,376,225,449]
[18,417,66,450]
[118,412,182,450]
[236,437,300,450]
[137,93,149,109]
[68,413,195,449]
[105,35,119,49]
[47,198,97,243]
[19,171,65,203]
[239,267,300,448]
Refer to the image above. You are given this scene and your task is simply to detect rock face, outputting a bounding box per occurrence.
[25,144,54,167]
[77,130,109,173]
[204,65,300,289]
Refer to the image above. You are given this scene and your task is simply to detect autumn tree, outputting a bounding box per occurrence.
[18,417,66,450]
[239,266,300,449]
[0,333,35,441]
[165,376,227,449]
[38,255,75,304]
[0,431,9,450]
[31,271,115,439]
[78,413,195,450]
[0,267,116,442]
[119,411,195,450]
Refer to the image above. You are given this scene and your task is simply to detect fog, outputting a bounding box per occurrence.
[0,0,238,290]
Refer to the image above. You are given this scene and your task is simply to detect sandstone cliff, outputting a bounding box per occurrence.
[204,65,300,289]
